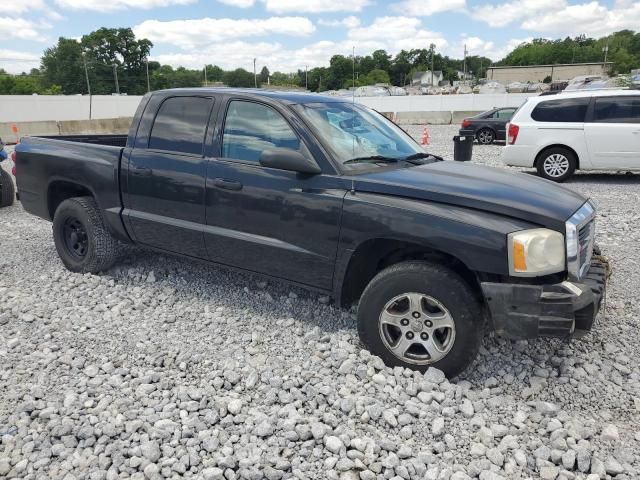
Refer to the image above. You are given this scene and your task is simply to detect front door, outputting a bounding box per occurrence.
[204,99,346,289]
[125,95,214,257]
[585,95,640,169]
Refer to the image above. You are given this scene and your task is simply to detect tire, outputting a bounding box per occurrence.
[52,196,118,273]
[476,128,495,145]
[0,169,15,207]
[536,147,576,182]
[357,261,483,378]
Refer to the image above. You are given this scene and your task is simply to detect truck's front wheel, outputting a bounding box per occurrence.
[357,261,483,378]
[52,196,118,273]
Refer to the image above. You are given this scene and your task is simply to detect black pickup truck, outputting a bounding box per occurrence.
[15,88,607,377]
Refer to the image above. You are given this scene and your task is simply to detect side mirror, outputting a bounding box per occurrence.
[259,148,321,174]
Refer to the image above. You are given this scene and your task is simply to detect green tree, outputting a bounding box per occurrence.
[223,68,258,87]
[259,66,270,83]
[41,37,85,94]
[205,64,224,82]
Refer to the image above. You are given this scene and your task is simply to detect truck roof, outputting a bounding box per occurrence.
[153,88,346,105]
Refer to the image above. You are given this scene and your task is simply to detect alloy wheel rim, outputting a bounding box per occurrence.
[543,154,569,177]
[478,130,493,144]
[63,218,89,259]
[378,292,456,365]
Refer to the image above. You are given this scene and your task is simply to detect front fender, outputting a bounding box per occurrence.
[336,192,539,277]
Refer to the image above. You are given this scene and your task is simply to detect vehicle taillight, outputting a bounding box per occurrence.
[461,119,471,128]
[10,150,16,176]
[507,123,519,145]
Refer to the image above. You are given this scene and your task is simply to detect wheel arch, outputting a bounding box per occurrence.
[534,144,580,170]
[338,238,482,309]
[47,180,96,220]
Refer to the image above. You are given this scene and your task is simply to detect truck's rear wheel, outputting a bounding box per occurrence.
[52,196,118,273]
[0,169,15,207]
[357,261,483,378]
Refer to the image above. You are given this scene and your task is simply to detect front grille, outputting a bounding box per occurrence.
[566,202,596,281]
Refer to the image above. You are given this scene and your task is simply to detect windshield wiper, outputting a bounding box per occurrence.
[343,155,399,165]
[402,152,444,164]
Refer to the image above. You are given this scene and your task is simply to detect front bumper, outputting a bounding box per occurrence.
[481,258,607,340]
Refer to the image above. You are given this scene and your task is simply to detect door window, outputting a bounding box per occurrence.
[222,101,304,162]
[496,109,515,120]
[149,96,213,155]
[593,96,640,123]
[531,98,589,122]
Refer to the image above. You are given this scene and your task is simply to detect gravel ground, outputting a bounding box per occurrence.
[1,127,640,480]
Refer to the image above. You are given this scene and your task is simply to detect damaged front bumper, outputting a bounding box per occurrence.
[481,258,608,340]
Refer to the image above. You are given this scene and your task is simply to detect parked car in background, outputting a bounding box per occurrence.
[502,89,640,181]
[459,107,518,144]
[15,88,607,377]
[0,138,15,207]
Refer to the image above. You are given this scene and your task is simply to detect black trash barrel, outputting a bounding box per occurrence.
[453,135,473,162]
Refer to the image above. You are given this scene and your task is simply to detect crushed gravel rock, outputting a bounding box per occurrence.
[1,130,640,479]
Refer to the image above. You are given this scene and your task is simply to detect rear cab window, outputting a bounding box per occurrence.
[148,96,213,155]
[531,97,590,122]
[592,96,640,123]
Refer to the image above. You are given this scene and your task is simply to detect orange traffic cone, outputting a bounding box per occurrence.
[11,124,19,143]
[421,126,430,145]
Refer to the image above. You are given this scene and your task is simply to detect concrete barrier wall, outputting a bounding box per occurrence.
[0,118,132,142]
[0,95,142,123]
[0,93,537,123]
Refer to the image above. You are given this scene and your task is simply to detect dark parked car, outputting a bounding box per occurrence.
[0,138,15,207]
[459,107,518,144]
[15,88,606,377]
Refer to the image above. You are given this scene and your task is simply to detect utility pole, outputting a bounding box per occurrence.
[112,64,120,94]
[146,58,150,92]
[430,44,435,86]
[305,65,308,90]
[463,44,467,85]
[602,40,609,73]
[253,58,257,88]
[352,46,355,89]
[204,65,207,87]
[82,52,92,120]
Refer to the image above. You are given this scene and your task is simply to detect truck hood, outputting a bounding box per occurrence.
[354,161,587,230]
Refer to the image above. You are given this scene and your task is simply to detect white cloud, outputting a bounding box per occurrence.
[217,0,370,11]
[521,1,640,37]
[0,17,49,41]
[474,0,563,27]
[54,0,197,12]
[9,0,46,14]
[217,0,255,6]
[134,17,315,49]
[348,16,448,52]
[318,16,361,28]
[391,0,466,16]
[0,49,41,74]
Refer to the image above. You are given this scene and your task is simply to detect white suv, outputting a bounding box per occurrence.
[501,89,640,181]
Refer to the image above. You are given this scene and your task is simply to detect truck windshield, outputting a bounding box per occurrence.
[293,102,424,168]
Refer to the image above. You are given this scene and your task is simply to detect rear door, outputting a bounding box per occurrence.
[584,95,640,169]
[203,98,346,289]
[124,95,215,257]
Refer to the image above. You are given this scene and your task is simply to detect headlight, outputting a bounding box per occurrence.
[508,228,565,277]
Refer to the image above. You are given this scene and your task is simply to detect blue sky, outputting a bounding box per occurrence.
[2,0,638,74]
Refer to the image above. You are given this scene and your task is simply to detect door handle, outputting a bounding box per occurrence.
[632,131,640,134]
[213,178,243,191]
[131,166,152,176]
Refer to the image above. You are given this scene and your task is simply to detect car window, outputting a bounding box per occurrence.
[496,109,515,120]
[222,101,304,162]
[593,96,640,123]
[531,98,589,122]
[149,96,213,155]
